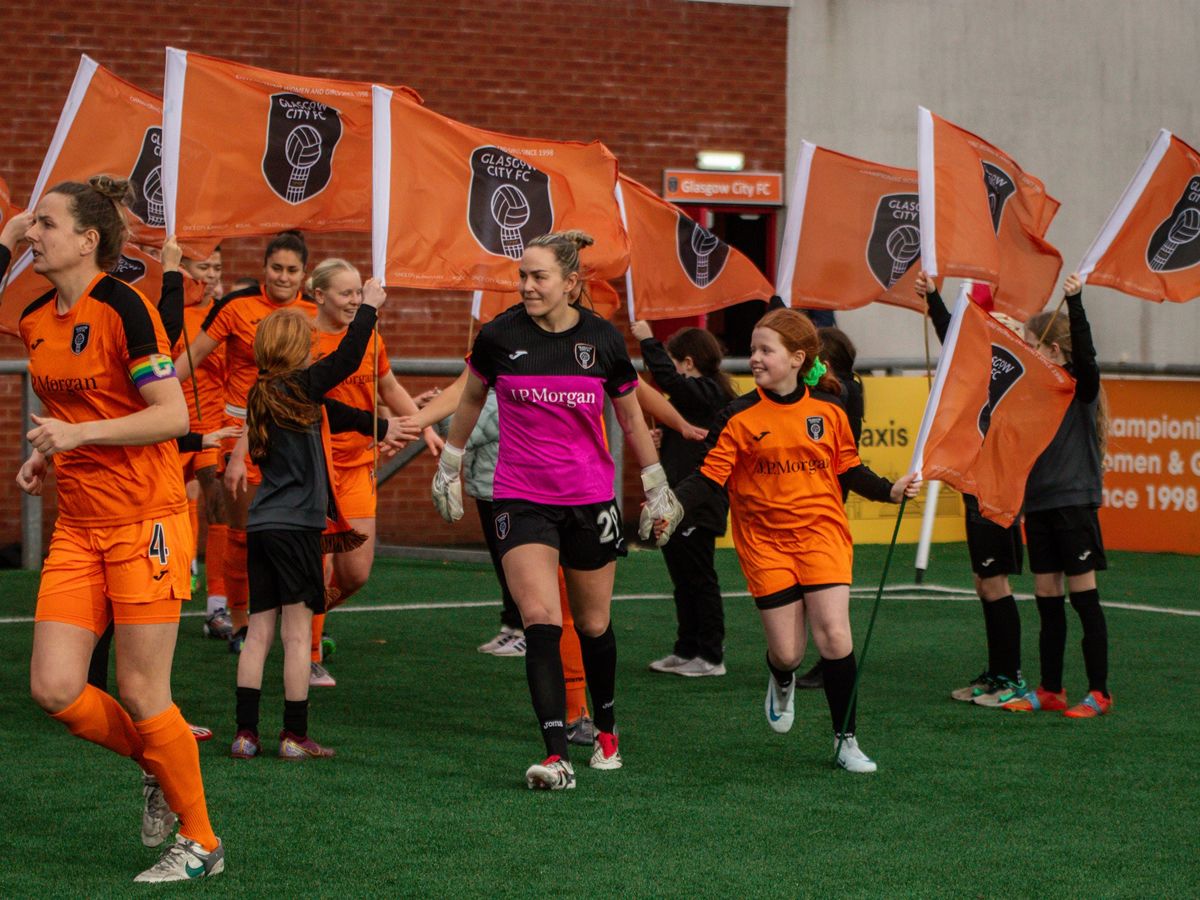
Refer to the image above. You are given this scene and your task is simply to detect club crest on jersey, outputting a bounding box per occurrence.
[1146,176,1200,272]
[574,342,596,370]
[495,512,511,541]
[806,415,825,441]
[676,215,729,288]
[866,193,921,289]
[978,345,1024,437]
[109,254,147,285]
[127,127,165,228]
[981,162,1016,234]
[262,93,344,205]
[467,146,553,260]
[71,324,91,355]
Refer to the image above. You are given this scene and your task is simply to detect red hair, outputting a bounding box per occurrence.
[755,308,842,395]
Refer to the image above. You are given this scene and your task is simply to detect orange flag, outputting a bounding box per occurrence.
[371,85,629,291]
[0,243,166,336]
[917,107,1062,320]
[1078,129,1200,303]
[909,287,1075,526]
[617,175,772,320]
[0,176,18,231]
[472,280,621,325]
[777,142,925,314]
[25,55,166,247]
[162,49,420,243]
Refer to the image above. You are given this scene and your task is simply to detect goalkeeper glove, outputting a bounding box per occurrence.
[431,443,465,523]
[637,462,684,547]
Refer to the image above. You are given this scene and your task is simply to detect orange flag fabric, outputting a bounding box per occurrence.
[0,176,18,231]
[909,287,1075,526]
[777,142,925,314]
[917,107,1062,320]
[472,280,621,325]
[0,243,166,336]
[617,175,772,320]
[22,55,167,248]
[1078,129,1200,303]
[371,85,629,291]
[162,49,420,242]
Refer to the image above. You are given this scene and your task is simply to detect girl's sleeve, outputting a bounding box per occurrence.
[0,245,11,280]
[639,337,712,415]
[673,404,739,514]
[157,272,185,347]
[926,287,951,345]
[306,305,379,399]
[1067,290,1101,404]
[324,397,386,438]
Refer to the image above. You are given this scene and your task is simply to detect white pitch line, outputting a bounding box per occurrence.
[0,586,1196,623]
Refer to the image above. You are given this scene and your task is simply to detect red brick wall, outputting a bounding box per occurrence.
[0,0,786,550]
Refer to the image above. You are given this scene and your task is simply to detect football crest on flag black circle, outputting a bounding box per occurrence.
[981,162,1016,234]
[866,193,921,289]
[978,344,1024,437]
[109,254,147,285]
[72,323,91,355]
[262,93,344,205]
[806,415,825,441]
[127,127,165,228]
[467,146,553,260]
[676,215,729,288]
[1145,176,1200,272]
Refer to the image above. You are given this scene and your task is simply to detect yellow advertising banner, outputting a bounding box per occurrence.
[1099,378,1200,555]
[717,376,965,547]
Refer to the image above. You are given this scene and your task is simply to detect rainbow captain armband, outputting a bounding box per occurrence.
[130,353,177,388]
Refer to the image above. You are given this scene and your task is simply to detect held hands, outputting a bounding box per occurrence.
[630,320,653,342]
[201,424,242,449]
[378,416,422,457]
[412,388,441,409]
[16,451,47,496]
[27,414,83,456]
[890,472,923,503]
[422,426,444,458]
[681,423,708,442]
[362,278,387,310]
[637,462,684,547]
[649,427,662,449]
[431,443,465,522]
[913,270,934,298]
[1063,272,1083,297]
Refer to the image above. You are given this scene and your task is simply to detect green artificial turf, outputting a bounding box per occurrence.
[0,542,1196,897]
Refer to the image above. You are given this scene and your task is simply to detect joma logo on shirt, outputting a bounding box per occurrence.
[508,387,597,408]
[754,457,829,475]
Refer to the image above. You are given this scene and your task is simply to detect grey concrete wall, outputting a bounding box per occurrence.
[786,0,1200,366]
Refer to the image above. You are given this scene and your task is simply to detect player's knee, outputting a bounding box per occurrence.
[115,675,164,721]
[812,627,852,659]
[572,611,610,637]
[30,672,84,714]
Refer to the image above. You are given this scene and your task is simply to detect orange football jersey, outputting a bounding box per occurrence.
[314,326,389,468]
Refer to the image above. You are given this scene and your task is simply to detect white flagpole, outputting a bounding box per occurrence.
[916,106,939,278]
[775,140,816,307]
[908,281,970,477]
[1077,128,1172,279]
[161,48,188,239]
[370,85,394,285]
[913,479,941,583]
[613,180,636,321]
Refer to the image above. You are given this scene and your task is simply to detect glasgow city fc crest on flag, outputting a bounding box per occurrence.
[467,147,553,260]
[109,254,147,285]
[981,162,1016,234]
[1145,176,1200,272]
[866,193,921,289]
[978,345,1024,437]
[676,216,729,288]
[262,93,344,205]
[127,127,165,228]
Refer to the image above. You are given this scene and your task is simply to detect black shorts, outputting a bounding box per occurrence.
[964,496,1023,578]
[247,528,325,613]
[1023,507,1107,576]
[753,583,845,611]
[491,498,627,571]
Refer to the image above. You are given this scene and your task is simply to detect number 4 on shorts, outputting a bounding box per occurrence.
[148,522,170,565]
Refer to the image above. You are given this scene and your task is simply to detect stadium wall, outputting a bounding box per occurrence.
[0,0,788,551]
[786,0,1200,367]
